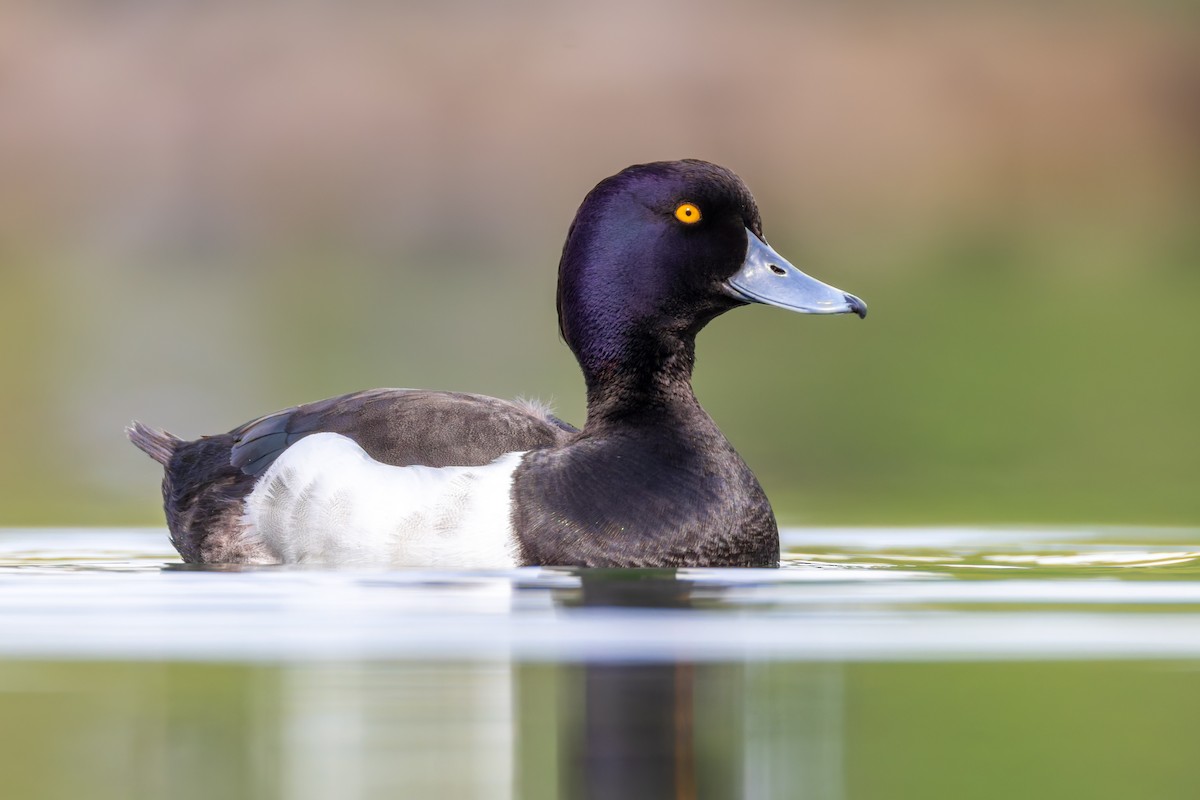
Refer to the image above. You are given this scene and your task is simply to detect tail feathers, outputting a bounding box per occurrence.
[127,421,182,466]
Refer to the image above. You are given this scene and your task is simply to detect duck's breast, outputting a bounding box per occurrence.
[241,432,525,568]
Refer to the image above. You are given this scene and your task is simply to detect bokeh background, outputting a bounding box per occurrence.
[1,1,1196,527]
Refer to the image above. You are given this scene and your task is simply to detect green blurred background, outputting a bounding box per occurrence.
[0,1,1196,527]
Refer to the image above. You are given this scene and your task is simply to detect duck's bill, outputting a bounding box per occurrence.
[723,229,867,318]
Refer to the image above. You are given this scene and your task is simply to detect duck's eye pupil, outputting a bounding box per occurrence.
[674,202,702,224]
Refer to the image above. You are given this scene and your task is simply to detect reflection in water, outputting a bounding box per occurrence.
[276,662,514,800]
[0,572,845,799]
[576,661,696,800]
[5,650,1200,799]
[7,527,1200,799]
[556,571,845,799]
[564,571,702,800]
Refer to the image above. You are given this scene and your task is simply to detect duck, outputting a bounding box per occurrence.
[128,160,866,568]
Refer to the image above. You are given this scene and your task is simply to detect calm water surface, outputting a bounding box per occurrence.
[2,526,1199,799]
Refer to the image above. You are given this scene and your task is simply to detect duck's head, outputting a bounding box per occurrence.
[557,160,865,389]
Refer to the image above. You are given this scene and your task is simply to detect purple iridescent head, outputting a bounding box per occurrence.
[556,160,865,384]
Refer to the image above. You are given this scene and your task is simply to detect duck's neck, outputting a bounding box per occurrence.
[577,319,710,430]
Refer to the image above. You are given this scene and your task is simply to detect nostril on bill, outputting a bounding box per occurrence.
[768,264,786,276]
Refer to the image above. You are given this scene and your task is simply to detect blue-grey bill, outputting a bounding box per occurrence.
[723,229,867,318]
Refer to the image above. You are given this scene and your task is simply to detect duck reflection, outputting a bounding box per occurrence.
[555,570,712,800]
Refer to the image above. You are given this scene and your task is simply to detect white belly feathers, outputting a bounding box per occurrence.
[241,432,525,567]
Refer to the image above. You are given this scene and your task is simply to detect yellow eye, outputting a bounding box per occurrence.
[674,202,702,224]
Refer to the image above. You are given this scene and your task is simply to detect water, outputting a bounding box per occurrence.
[2,527,1199,799]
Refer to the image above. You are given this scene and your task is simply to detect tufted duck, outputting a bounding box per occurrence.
[129,160,865,568]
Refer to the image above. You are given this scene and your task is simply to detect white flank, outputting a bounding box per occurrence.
[242,433,525,568]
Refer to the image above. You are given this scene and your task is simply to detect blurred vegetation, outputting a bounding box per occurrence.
[0,1,1196,526]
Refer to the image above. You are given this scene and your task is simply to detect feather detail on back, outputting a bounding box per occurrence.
[229,389,575,477]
